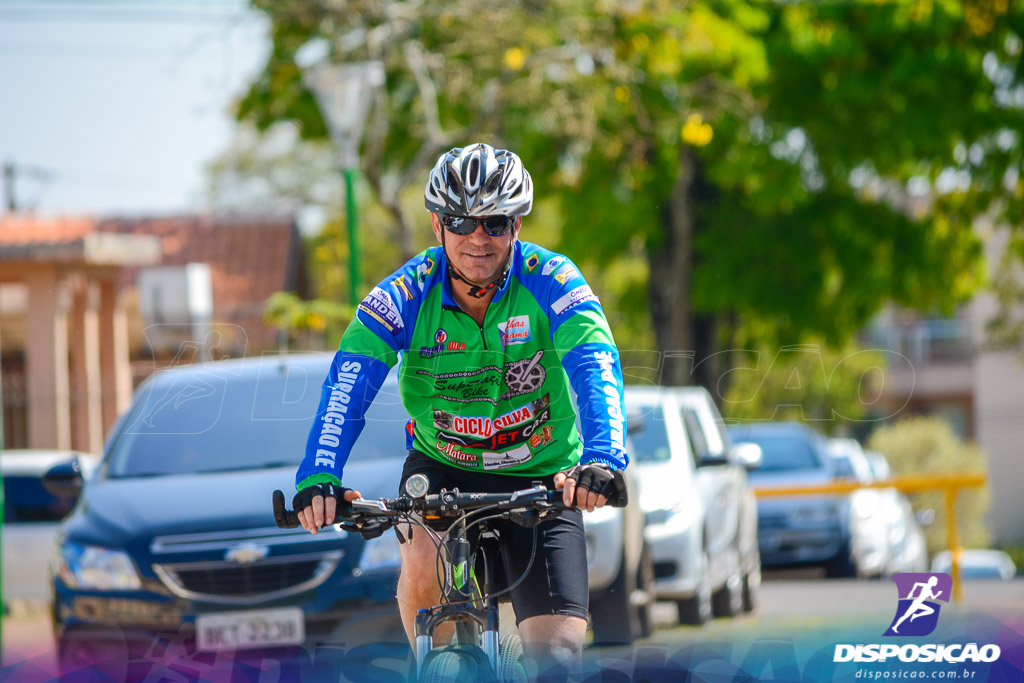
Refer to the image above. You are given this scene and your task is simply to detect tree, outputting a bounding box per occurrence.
[720,342,886,435]
[867,417,991,555]
[231,0,1023,382]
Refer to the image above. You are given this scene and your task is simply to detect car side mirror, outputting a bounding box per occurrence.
[729,442,763,470]
[43,459,85,498]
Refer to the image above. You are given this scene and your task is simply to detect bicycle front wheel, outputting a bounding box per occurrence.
[497,633,528,683]
[420,646,492,683]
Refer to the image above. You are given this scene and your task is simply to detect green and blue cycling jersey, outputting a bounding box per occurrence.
[295,240,629,491]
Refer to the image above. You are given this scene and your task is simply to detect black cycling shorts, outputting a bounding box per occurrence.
[399,450,589,624]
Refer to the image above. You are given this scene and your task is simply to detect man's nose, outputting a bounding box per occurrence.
[467,221,491,240]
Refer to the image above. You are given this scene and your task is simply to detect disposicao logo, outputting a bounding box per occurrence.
[883,573,951,637]
[833,573,1001,664]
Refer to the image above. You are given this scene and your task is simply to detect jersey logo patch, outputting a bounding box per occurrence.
[435,439,480,466]
[392,275,414,300]
[358,287,404,333]
[525,253,540,271]
[497,315,533,346]
[551,284,598,316]
[482,444,532,470]
[541,255,567,276]
[416,257,436,286]
[529,425,555,450]
[553,266,579,285]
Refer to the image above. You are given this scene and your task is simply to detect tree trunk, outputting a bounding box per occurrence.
[648,147,697,386]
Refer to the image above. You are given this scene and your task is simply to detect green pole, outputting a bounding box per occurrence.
[345,167,360,306]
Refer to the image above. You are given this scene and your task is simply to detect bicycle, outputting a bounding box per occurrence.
[272,475,617,682]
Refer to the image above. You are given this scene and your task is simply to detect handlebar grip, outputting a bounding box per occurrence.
[272,489,300,529]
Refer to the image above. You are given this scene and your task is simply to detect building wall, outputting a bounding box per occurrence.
[971,222,1024,545]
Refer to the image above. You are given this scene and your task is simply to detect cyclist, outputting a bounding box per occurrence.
[293,143,629,677]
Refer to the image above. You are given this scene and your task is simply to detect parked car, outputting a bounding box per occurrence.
[863,450,929,575]
[625,386,761,625]
[1,450,98,602]
[48,352,652,676]
[727,422,862,578]
[827,438,892,578]
[931,549,1017,580]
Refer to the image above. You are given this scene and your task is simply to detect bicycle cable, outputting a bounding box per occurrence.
[432,511,541,608]
[433,503,504,605]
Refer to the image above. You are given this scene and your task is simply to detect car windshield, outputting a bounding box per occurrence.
[625,402,672,464]
[732,433,821,473]
[106,367,408,478]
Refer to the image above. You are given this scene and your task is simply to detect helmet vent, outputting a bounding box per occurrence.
[468,158,480,186]
[484,172,502,195]
[446,165,463,195]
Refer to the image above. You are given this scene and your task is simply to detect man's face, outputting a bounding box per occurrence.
[432,213,521,286]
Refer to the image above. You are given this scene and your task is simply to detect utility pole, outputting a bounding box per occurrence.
[295,40,384,306]
[3,161,15,212]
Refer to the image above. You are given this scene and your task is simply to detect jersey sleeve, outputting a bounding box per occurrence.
[294,251,436,490]
[537,254,630,470]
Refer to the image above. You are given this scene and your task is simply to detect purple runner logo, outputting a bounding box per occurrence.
[883,573,951,637]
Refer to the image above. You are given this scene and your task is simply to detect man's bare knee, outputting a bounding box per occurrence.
[519,614,587,678]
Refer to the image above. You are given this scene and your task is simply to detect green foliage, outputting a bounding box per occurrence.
[867,417,991,556]
[720,343,886,434]
[1001,544,1024,575]
[230,0,1023,360]
[263,292,355,350]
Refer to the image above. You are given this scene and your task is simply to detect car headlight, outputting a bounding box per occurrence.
[55,540,142,591]
[645,497,699,528]
[358,532,402,572]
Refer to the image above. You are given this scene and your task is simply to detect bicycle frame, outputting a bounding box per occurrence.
[413,516,503,677]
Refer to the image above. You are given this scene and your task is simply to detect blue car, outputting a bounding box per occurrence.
[46,353,409,677]
[727,422,857,577]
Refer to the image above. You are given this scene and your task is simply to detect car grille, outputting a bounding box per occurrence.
[180,557,322,595]
[151,526,347,605]
[154,552,342,605]
[758,513,788,530]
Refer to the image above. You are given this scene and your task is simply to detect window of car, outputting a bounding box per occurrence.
[625,403,672,463]
[736,433,822,473]
[679,393,730,460]
[681,407,708,467]
[106,367,408,478]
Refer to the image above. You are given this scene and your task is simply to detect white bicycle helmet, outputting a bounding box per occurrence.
[424,143,533,217]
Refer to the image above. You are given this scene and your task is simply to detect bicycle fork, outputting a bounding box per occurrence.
[412,525,502,677]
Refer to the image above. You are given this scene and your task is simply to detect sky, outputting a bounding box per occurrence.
[0,0,270,217]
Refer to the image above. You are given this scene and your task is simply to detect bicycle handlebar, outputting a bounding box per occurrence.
[272,485,575,532]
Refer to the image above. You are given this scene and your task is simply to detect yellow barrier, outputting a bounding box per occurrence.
[752,472,987,602]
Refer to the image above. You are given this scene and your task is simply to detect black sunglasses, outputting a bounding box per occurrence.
[439,213,517,237]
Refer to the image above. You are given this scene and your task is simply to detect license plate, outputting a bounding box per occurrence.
[196,607,304,652]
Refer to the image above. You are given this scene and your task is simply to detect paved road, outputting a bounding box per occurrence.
[5,577,1024,677]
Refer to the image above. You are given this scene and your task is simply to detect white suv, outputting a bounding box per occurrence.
[625,386,762,625]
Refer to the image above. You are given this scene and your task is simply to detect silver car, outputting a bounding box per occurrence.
[625,386,761,625]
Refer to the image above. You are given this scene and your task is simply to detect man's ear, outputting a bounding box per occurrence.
[430,213,443,243]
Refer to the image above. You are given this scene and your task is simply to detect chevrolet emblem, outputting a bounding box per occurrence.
[224,542,270,564]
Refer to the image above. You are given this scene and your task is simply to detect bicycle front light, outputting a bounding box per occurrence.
[54,539,142,591]
[358,531,402,571]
